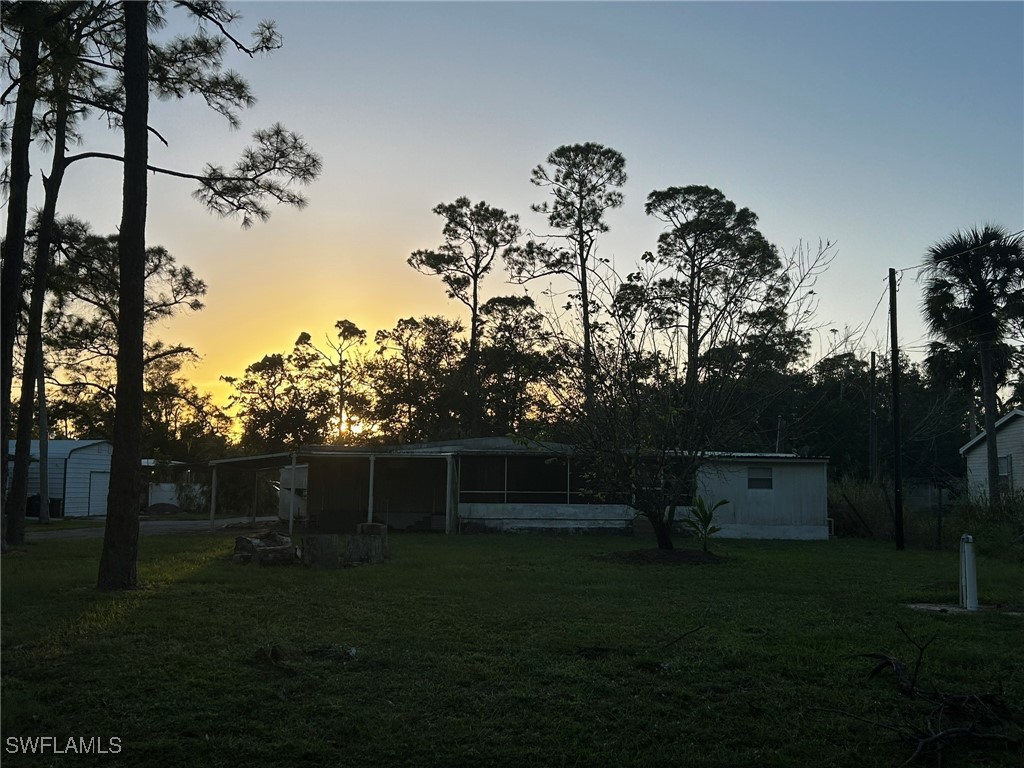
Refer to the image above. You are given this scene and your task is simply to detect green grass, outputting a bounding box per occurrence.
[24,517,106,531]
[2,534,1022,767]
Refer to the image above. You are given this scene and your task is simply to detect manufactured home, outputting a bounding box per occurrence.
[218,437,829,540]
[5,440,113,517]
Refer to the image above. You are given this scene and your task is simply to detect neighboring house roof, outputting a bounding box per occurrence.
[5,439,111,463]
[958,409,1024,455]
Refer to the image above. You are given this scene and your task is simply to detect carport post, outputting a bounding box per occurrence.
[566,456,571,504]
[288,451,297,536]
[367,455,375,523]
[445,454,454,535]
[251,470,259,524]
[209,466,218,530]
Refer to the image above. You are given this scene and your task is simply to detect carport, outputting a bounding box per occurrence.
[209,448,457,535]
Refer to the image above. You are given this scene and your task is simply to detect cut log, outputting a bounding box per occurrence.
[300,534,341,569]
[232,531,296,566]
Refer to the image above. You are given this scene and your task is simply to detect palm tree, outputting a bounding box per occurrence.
[924,338,1015,439]
[921,225,1024,507]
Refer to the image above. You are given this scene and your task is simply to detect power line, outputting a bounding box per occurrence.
[852,284,889,352]
[901,310,1017,352]
[893,227,1024,275]
[819,228,1021,362]
[884,227,1024,355]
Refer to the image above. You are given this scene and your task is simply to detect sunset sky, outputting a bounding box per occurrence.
[49,1,1024,409]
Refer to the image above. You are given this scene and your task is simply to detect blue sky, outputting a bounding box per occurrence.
[52,1,1024,400]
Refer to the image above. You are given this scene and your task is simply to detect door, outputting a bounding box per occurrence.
[88,471,110,517]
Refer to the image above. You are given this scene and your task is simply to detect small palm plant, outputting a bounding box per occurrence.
[683,496,728,552]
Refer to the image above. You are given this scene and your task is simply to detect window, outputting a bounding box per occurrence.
[458,454,571,505]
[506,455,569,504]
[747,466,773,490]
[459,456,505,492]
[998,455,1012,491]
[458,456,506,504]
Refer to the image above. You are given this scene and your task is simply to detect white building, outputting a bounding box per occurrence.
[959,409,1023,497]
[693,454,830,540]
[5,440,113,517]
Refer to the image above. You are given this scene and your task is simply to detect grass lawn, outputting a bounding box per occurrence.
[1,533,1021,767]
[24,517,106,532]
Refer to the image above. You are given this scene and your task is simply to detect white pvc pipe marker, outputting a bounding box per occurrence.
[959,534,978,611]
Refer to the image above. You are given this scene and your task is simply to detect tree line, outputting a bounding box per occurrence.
[3,3,1021,571]
[222,147,1021,545]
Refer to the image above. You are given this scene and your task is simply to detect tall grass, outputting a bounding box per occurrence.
[830,477,1024,561]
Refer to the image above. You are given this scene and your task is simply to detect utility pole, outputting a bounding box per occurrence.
[888,268,905,550]
[869,351,877,481]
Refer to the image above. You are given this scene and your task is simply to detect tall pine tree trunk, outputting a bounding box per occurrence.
[1,15,42,533]
[578,222,594,414]
[466,284,481,436]
[98,1,149,591]
[5,93,69,546]
[37,333,50,524]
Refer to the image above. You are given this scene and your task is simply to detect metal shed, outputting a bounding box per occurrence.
[5,440,113,517]
[695,453,830,540]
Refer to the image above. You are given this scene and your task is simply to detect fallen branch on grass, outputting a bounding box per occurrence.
[658,625,707,650]
[819,623,1021,766]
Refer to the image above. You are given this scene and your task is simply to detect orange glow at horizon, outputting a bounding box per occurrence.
[167,239,476,418]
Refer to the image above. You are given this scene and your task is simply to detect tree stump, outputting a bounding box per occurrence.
[300,534,341,569]
[344,524,389,565]
[357,522,387,537]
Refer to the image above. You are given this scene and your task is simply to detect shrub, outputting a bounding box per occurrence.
[682,496,727,552]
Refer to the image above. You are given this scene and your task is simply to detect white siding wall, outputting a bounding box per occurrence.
[964,417,1024,497]
[459,503,634,532]
[964,446,988,496]
[19,457,65,501]
[695,460,829,540]
[23,457,67,500]
[1007,420,1024,492]
[64,442,113,516]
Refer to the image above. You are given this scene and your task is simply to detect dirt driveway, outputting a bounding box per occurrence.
[24,516,280,540]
